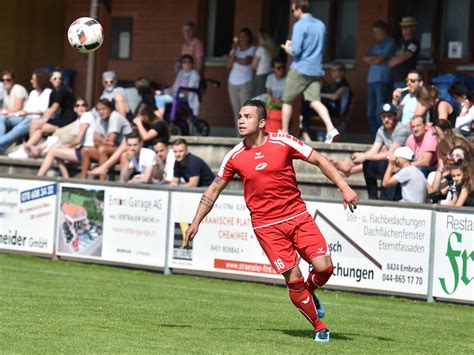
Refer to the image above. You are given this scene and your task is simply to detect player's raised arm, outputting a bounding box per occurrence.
[307,149,359,212]
[183,176,229,247]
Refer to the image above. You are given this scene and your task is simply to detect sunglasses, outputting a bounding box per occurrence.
[181,61,192,64]
[274,66,284,70]
[75,103,87,108]
[51,77,63,81]
[449,153,464,159]
[103,80,114,84]
[2,78,12,82]
[405,79,420,83]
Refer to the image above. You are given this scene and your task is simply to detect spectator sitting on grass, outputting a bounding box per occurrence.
[119,132,156,184]
[382,146,427,203]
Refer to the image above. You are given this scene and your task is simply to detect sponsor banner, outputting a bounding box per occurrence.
[432,211,473,303]
[0,178,57,255]
[57,183,168,267]
[169,192,279,279]
[304,201,431,296]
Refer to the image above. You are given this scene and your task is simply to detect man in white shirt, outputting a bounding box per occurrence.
[152,139,175,184]
[119,133,156,183]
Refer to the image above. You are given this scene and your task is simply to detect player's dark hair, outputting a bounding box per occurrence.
[242,99,267,121]
[97,98,115,111]
[293,0,310,13]
[173,138,188,147]
[125,131,142,142]
[152,138,169,146]
[373,20,389,33]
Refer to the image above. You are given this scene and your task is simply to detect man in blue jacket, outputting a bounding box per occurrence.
[280,0,339,143]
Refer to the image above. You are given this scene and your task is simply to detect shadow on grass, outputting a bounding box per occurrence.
[159,324,192,328]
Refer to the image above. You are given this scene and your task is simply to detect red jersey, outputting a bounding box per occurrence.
[218,133,313,228]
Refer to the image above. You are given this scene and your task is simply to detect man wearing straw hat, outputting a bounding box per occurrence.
[389,16,420,88]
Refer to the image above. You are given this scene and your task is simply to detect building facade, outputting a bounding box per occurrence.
[1,0,473,136]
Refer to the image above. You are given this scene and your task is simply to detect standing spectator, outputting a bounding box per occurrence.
[405,115,438,175]
[99,71,130,119]
[0,69,51,155]
[280,0,340,143]
[389,17,420,88]
[181,21,205,74]
[152,139,176,184]
[363,21,397,139]
[24,70,76,153]
[448,81,473,136]
[225,28,257,133]
[119,133,156,184]
[171,138,214,187]
[331,103,410,200]
[37,98,93,178]
[252,30,278,96]
[80,99,132,178]
[415,85,456,126]
[392,69,424,126]
[383,146,426,203]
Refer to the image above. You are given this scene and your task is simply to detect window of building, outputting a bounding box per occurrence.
[206,0,235,59]
[441,0,470,60]
[309,0,359,61]
[109,17,133,59]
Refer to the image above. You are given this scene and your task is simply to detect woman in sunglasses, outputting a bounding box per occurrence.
[37,98,93,178]
[24,70,76,154]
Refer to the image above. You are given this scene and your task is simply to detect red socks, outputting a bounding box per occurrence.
[305,265,334,293]
[286,277,326,332]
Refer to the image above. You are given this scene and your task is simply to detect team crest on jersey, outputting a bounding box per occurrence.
[255,162,268,170]
[254,151,264,159]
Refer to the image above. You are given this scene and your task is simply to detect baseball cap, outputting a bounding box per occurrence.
[379,103,397,115]
[394,146,414,161]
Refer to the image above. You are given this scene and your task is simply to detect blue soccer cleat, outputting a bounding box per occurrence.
[312,293,325,318]
[314,328,330,343]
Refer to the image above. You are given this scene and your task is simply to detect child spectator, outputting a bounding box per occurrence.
[119,133,156,184]
[383,146,427,203]
[447,161,473,207]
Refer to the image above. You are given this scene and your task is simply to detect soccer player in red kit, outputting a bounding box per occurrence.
[183,99,358,343]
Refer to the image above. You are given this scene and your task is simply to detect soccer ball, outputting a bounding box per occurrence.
[67,17,104,54]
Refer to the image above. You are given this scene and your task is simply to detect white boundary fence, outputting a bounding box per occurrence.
[1,175,472,305]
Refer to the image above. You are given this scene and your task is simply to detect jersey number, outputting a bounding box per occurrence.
[274,259,285,271]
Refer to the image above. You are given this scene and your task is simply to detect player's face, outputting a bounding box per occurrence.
[410,117,425,138]
[173,143,188,162]
[96,103,111,119]
[381,113,396,130]
[127,138,142,156]
[154,142,168,161]
[237,106,262,136]
[450,168,464,185]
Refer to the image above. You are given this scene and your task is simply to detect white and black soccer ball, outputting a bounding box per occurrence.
[68,17,104,54]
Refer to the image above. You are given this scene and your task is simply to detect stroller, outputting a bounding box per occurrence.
[165,78,220,136]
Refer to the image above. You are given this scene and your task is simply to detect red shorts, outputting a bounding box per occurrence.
[253,212,329,274]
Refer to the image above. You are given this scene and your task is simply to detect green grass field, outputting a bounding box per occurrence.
[1,253,473,354]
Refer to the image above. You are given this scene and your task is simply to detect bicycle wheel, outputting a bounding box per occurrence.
[191,119,210,136]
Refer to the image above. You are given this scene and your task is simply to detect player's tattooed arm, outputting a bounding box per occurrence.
[213,176,223,185]
[200,195,215,209]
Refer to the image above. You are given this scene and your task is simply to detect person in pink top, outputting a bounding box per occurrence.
[181,21,204,73]
[183,99,359,343]
[405,115,438,176]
